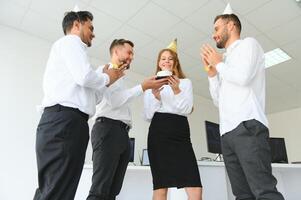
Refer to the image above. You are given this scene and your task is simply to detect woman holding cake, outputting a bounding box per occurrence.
[143,39,202,200]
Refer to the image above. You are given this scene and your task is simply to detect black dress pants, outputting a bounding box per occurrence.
[87,117,130,200]
[33,105,89,200]
[221,119,285,200]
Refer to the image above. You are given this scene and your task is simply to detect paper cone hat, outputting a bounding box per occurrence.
[73,4,80,12]
[223,3,233,14]
[166,38,177,53]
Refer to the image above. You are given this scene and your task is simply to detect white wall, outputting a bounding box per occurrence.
[0,25,50,199]
[267,107,301,162]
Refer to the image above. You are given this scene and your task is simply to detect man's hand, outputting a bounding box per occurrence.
[141,76,168,92]
[119,61,130,70]
[201,44,222,67]
[200,45,219,77]
[103,64,125,86]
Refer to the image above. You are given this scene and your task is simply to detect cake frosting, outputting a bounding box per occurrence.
[156,70,172,77]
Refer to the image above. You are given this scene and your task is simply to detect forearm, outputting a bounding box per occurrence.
[143,92,161,121]
[106,85,143,108]
[208,75,220,107]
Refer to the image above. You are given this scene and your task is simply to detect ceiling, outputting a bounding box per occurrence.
[1,0,301,114]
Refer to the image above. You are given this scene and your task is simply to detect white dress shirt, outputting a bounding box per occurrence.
[144,78,193,121]
[39,34,109,117]
[93,64,144,126]
[208,37,268,135]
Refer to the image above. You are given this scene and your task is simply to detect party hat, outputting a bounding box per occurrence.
[223,3,233,14]
[166,38,177,53]
[73,4,80,12]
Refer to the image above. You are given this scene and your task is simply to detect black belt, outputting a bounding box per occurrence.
[96,117,130,132]
[44,104,89,121]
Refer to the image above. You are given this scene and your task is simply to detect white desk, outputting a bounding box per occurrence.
[270,163,301,200]
[75,162,301,200]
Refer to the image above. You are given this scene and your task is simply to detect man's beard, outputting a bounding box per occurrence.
[216,29,229,49]
[80,31,91,47]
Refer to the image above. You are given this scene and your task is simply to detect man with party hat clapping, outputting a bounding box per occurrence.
[200,3,284,200]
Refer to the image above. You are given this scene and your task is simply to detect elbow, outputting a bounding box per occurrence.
[185,105,193,114]
[233,72,253,86]
[108,101,122,109]
[145,116,152,122]
[74,74,90,87]
[213,100,219,107]
[143,112,153,122]
[210,92,219,107]
[176,104,193,115]
[237,76,251,86]
[183,108,193,115]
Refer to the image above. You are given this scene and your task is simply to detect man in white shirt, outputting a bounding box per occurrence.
[86,39,168,200]
[34,11,123,200]
[201,13,284,200]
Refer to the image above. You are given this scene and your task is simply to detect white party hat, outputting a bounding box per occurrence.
[223,3,233,14]
[73,4,80,12]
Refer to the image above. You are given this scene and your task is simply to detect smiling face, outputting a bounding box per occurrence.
[155,49,186,78]
[79,19,95,47]
[158,50,175,72]
[213,18,230,49]
[116,43,134,67]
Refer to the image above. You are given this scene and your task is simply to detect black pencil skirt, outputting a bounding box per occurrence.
[147,112,202,190]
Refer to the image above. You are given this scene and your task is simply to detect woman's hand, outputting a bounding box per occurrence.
[168,75,181,95]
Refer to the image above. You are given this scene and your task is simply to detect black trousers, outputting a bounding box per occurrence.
[33,105,89,200]
[221,119,285,200]
[87,117,130,200]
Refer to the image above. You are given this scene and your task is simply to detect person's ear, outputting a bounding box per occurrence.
[73,20,81,31]
[114,47,119,57]
[228,21,235,32]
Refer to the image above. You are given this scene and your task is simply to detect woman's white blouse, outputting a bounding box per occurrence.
[143,78,193,121]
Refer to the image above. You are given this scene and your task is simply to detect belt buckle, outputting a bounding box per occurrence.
[96,117,104,123]
[123,123,130,132]
[126,125,130,132]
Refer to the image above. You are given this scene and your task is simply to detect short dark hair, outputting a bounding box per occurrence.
[109,39,134,55]
[62,11,93,35]
[214,14,241,34]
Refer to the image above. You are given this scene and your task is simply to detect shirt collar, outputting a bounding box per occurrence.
[67,34,88,49]
[226,39,241,55]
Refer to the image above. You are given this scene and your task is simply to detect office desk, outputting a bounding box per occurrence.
[75,162,301,200]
